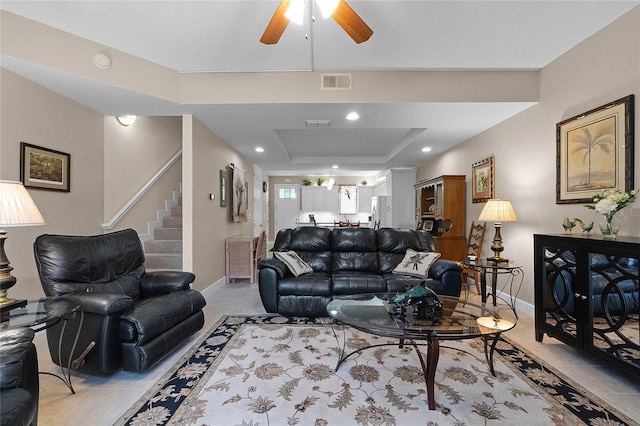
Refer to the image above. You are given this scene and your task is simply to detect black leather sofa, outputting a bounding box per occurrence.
[33,228,206,375]
[0,328,39,426]
[258,227,463,317]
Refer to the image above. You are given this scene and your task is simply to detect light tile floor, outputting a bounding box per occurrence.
[33,283,640,425]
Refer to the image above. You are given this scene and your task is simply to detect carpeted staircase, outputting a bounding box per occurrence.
[143,192,183,271]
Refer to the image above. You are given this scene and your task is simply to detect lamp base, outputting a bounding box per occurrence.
[1,230,18,307]
[0,289,16,307]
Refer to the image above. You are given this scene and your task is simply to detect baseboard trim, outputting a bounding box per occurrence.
[200,277,227,300]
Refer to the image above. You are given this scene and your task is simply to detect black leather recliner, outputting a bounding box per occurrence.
[0,327,39,426]
[33,228,206,376]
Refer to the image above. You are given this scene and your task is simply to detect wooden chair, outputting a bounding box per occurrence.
[462,221,486,295]
[373,220,381,230]
[253,231,267,282]
[349,221,360,227]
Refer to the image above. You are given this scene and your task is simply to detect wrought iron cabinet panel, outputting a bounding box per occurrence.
[534,234,640,378]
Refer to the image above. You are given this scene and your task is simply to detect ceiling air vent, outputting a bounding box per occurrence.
[305,120,331,127]
[321,73,352,90]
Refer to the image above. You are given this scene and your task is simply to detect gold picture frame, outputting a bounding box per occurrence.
[472,155,495,203]
[20,142,70,192]
[556,95,634,204]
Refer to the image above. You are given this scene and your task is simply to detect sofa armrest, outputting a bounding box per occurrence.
[258,258,289,279]
[140,271,196,297]
[428,259,462,280]
[63,292,134,316]
[0,328,36,389]
[426,259,463,299]
[258,267,279,313]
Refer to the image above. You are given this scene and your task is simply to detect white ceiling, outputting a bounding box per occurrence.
[2,1,638,177]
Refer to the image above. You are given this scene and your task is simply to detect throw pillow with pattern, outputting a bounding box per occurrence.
[392,249,441,278]
[274,251,313,277]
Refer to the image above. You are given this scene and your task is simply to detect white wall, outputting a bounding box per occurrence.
[416,8,640,309]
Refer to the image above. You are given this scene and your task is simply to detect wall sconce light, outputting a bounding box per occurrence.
[116,115,137,126]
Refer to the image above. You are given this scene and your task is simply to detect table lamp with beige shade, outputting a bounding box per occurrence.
[0,180,45,306]
[478,196,517,263]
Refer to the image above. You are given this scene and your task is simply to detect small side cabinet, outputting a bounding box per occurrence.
[226,236,258,283]
[534,234,639,378]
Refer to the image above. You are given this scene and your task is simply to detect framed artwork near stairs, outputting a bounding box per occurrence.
[220,169,228,208]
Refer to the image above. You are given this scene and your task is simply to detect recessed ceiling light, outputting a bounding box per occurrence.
[346,112,359,121]
[422,147,432,152]
[331,165,339,169]
[255,147,264,152]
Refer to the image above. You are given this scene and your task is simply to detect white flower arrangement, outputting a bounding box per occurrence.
[585,189,637,216]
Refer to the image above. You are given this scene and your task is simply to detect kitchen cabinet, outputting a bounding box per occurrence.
[357,186,373,213]
[301,186,338,212]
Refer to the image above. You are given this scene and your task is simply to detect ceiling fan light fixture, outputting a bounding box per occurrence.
[316,0,340,18]
[285,0,305,25]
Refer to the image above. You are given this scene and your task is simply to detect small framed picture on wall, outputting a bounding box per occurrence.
[472,155,494,203]
[20,142,71,192]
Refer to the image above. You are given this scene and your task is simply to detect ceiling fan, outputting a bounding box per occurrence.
[260,0,373,45]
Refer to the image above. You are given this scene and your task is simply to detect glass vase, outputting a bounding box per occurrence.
[599,214,620,239]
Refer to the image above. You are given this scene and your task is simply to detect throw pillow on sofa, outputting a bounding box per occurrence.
[275,251,313,277]
[393,249,441,278]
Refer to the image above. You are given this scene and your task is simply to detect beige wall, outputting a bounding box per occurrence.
[183,115,254,291]
[416,8,640,311]
[104,115,182,235]
[0,69,104,299]
[0,68,258,299]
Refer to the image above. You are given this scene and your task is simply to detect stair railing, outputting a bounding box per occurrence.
[102,149,182,230]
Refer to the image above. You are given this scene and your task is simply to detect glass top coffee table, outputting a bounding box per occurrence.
[1,297,84,394]
[327,293,516,410]
[0,297,80,331]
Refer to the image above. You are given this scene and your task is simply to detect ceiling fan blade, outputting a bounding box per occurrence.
[332,0,373,44]
[260,0,290,45]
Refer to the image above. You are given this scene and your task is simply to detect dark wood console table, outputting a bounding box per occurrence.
[534,234,639,378]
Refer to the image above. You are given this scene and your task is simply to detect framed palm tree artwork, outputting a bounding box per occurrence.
[556,95,634,204]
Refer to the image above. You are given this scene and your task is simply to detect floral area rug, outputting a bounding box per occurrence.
[116,315,634,426]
